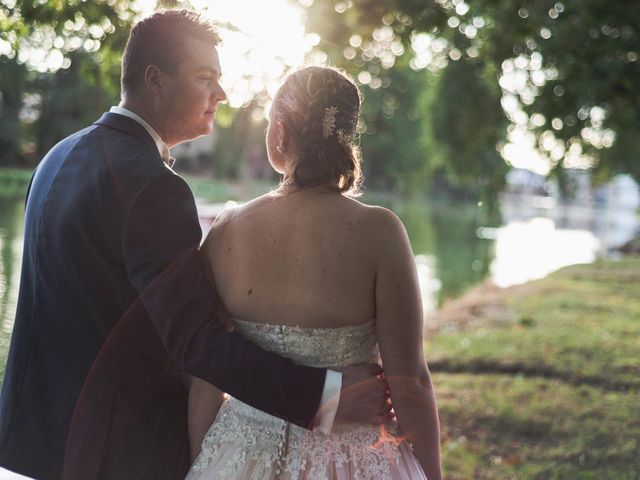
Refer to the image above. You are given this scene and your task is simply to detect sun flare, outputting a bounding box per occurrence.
[136,0,318,110]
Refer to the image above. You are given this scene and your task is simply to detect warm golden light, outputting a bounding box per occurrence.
[136,0,319,109]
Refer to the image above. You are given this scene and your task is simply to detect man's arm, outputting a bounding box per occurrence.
[123,172,326,428]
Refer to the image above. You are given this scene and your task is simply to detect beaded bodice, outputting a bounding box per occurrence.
[232,317,379,369]
[189,319,420,480]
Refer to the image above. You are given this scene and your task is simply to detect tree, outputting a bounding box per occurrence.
[299,0,640,185]
[419,57,508,207]
[0,59,28,164]
[357,61,433,193]
[32,49,122,159]
[297,0,509,201]
[487,0,640,184]
[0,0,135,165]
[210,103,274,181]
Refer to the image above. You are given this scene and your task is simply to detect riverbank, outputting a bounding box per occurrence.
[428,258,640,479]
[1,168,638,477]
[0,167,275,203]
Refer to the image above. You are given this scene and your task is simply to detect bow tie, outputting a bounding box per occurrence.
[160,143,175,168]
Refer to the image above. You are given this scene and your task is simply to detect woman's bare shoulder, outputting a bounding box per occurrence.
[347,200,406,236]
[201,194,274,248]
[344,201,413,268]
[213,194,275,227]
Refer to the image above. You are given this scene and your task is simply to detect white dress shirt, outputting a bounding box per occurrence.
[108,106,342,434]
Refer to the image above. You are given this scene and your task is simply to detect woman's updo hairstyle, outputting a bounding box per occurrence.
[273,66,363,196]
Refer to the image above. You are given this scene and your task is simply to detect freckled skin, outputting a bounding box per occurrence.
[202,190,381,327]
[197,65,441,477]
[200,188,442,480]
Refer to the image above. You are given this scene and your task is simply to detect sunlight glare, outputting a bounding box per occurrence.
[491,218,600,287]
[133,0,316,110]
[209,0,314,109]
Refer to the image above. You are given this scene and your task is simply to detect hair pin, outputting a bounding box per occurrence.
[322,106,338,138]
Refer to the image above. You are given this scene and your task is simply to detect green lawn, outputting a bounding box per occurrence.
[429,259,640,479]
[181,174,277,204]
[1,167,638,477]
[0,166,276,203]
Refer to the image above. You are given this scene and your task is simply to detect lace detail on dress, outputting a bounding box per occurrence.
[187,319,427,480]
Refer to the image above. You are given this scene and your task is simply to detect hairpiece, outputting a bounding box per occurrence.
[322,106,338,138]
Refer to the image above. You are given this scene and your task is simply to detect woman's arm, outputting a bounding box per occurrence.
[188,377,225,462]
[371,207,442,480]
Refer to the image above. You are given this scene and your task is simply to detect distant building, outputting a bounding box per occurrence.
[505,168,550,196]
[594,174,640,210]
[505,167,640,210]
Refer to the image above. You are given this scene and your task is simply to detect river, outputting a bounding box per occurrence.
[0,188,638,375]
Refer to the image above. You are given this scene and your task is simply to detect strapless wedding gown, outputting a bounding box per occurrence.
[186,318,428,480]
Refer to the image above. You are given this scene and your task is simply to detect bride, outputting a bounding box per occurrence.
[186,66,442,480]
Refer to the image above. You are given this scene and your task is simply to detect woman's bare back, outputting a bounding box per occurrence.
[201,189,380,328]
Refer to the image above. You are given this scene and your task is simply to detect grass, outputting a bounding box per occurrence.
[0,167,402,206]
[0,166,276,204]
[181,174,278,204]
[2,166,639,477]
[429,259,640,479]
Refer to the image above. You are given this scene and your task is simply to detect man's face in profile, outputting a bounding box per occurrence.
[160,37,226,145]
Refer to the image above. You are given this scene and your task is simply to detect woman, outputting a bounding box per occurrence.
[186,66,442,480]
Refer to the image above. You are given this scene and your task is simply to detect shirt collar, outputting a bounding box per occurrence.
[109,106,175,167]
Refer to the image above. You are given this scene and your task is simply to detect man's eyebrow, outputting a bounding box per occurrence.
[196,66,221,78]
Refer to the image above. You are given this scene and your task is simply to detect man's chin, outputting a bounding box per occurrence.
[195,123,215,137]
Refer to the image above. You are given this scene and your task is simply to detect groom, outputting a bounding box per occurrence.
[0,10,388,480]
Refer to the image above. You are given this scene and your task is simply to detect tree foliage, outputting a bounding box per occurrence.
[299,0,640,186]
[494,0,640,183]
[0,59,27,164]
[419,58,508,206]
[298,0,509,199]
[356,62,431,193]
[2,0,640,193]
[0,0,135,164]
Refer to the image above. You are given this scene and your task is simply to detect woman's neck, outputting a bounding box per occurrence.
[275,181,341,196]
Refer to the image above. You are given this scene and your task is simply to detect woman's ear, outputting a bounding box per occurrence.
[277,120,288,153]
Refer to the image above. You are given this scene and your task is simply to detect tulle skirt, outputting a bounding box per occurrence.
[186,399,428,480]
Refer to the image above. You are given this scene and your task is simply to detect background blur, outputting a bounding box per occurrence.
[0,0,639,478]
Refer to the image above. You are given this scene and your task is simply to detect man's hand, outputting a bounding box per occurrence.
[334,363,392,425]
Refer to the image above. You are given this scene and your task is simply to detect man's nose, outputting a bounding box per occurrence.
[213,84,227,103]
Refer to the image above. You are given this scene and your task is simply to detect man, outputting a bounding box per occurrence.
[0,10,388,480]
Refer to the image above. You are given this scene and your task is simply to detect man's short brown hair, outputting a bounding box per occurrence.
[121,9,220,96]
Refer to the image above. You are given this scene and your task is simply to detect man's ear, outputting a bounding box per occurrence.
[144,64,163,100]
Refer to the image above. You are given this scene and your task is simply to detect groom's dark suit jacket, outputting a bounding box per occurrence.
[0,112,326,480]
